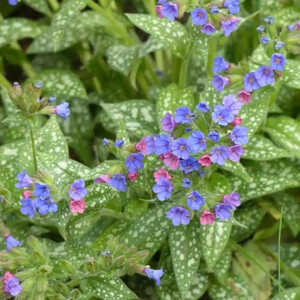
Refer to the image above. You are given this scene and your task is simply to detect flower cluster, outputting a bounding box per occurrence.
[16,170,58,219]
[69,179,88,214]
[1,272,22,297]
[156,1,241,37]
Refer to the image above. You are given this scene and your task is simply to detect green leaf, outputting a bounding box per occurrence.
[208,275,254,300]
[279,244,300,271]
[169,220,201,300]
[29,69,87,99]
[264,116,300,158]
[273,193,300,237]
[156,84,195,128]
[272,288,300,300]
[0,18,46,48]
[199,220,232,271]
[120,203,172,262]
[101,100,158,139]
[156,270,181,300]
[231,203,265,242]
[126,14,189,58]
[81,277,138,300]
[243,135,290,160]
[220,160,251,182]
[23,0,52,16]
[28,12,104,53]
[230,159,300,202]
[214,247,232,283]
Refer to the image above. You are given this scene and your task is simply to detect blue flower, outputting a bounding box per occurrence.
[69,179,87,200]
[224,0,240,14]
[187,131,206,153]
[210,146,229,165]
[3,275,22,297]
[152,177,173,201]
[182,178,192,188]
[174,107,194,124]
[55,102,70,120]
[223,94,242,115]
[211,105,234,126]
[264,16,274,24]
[20,197,36,219]
[275,41,285,50]
[223,192,241,210]
[191,8,207,26]
[108,174,127,192]
[144,268,164,286]
[160,1,178,21]
[260,36,269,45]
[34,183,50,200]
[215,203,232,220]
[5,235,21,251]
[36,196,58,215]
[228,145,244,162]
[211,75,229,92]
[230,126,248,145]
[221,18,240,36]
[213,56,229,74]
[288,24,296,32]
[179,157,199,174]
[8,0,18,5]
[244,72,260,92]
[270,53,286,72]
[256,25,265,32]
[171,138,191,159]
[187,191,205,210]
[196,102,210,112]
[208,131,220,143]
[185,127,192,133]
[210,5,219,14]
[255,66,275,87]
[34,81,43,89]
[103,138,109,146]
[125,153,144,173]
[154,134,172,155]
[115,139,124,148]
[201,23,217,35]
[15,170,33,189]
[166,206,190,226]
[145,136,156,154]
[48,96,56,102]
[161,112,176,132]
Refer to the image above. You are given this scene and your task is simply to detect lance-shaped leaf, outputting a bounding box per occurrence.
[28,69,87,99]
[81,277,138,300]
[120,203,172,262]
[199,220,232,271]
[214,247,232,284]
[169,220,201,299]
[208,275,254,300]
[28,12,104,53]
[229,159,300,201]
[243,135,290,160]
[231,203,265,242]
[0,18,46,48]
[101,100,158,139]
[156,84,195,128]
[220,160,251,182]
[284,60,300,89]
[272,288,300,300]
[126,14,189,58]
[23,0,52,16]
[264,116,300,158]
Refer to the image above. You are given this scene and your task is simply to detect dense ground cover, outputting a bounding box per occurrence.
[0,0,300,299]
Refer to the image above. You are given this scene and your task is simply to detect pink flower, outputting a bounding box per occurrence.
[198,155,211,167]
[200,210,216,225]
[232,117,243,126]
[135,137,147,155]
[94,174,110,184]
[155,5,163,18]
[69,199,86,214]
[160,152,179,170]
[22,190,32,198]
[128,172,138,182]
[237,90,251,104]
[3,272,14,282]
[154,168,171,182]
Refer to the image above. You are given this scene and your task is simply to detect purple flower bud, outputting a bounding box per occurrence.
[15,170,33,189]
[166,206,190,226]
[244,72,260,92]
[125,153,144,173]
[3,274,22,296]
[201,23,217,35]
[208,131,220,143]
[221,18,240,37]
[210,146,229,165]
[275,41,285,50]
[228,145,244,162]
[270,53,286,72]
[196,102,210,112]
[108,174,127,192]
[260,36,269,45]
[182,178,192,188]
[8,0,18,5]
[223,0,240,14]
[48,96,56,102]
[34,81,43,89]
[69,179,87,200]
[103,138,109,146]
[144,268,164,286]
[179,157,199,174]
[34,183,50,199]
[215,203,232,220]
[5,235,21,251]
[223,94,242,115]
[152,177,173,201]
[20,197,36,219]
[213,56,229,74]
[211,75,229,92]
[160,2,178,21]
[174,107,194,124]
[223,192,241,210]
[210,5,219,14]
[264,16,274,24]
[115,139,124,148]
[154,134,172,155]
[191,8,207,26]
[36,196,58,215]
[187,191,205,210]
[256,25,265,32]
[230,126,248,145]
[255,66,275,87]
[161,112,176,132]
[55,102,70,120]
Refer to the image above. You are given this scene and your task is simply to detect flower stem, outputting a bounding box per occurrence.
[179,43,193,89]
[207,36,217,79]
[29,124,38,173]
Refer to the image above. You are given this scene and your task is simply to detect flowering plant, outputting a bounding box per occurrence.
[0,0,300,299]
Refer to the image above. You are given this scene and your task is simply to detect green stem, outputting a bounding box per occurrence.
[0,73,12,90]
[269,80,282,108]
[179,43,193,89]
[29,125,38,173]
[278,206,283,292]
[207,36,217,79]
[48,0,60,12]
